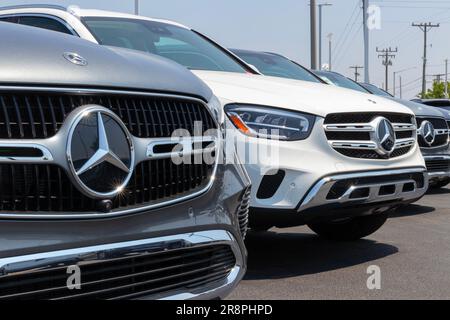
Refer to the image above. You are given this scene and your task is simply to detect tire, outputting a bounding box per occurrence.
[430,178,450,189]
[308,213,388,241]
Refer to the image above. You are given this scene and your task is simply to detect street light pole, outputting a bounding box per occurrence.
[445,59,448,98]
[327,33,333,70]
[310,0,318,69]
[318,3,332,70]
[134,0,139,15]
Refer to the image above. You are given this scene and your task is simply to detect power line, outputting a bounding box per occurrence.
[334,23,363,70]
[333,1,360,57]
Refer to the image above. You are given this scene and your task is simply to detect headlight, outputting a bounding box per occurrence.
[224,104,315,141]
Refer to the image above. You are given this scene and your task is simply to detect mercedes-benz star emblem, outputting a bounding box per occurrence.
[419,120,435,146]
[67,106,135,199]
[374,117,396,156]
[63,52,88,66]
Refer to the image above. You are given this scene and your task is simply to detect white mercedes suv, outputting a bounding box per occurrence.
[0,5,428,240]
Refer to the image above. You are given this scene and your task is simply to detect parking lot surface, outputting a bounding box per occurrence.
[230,187,450,300]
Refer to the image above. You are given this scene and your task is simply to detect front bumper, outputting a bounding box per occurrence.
[233,117,426,211]
[424,155,450,181]
[299,167,428,213]
[249,167,428,228]
[0,230,244,300]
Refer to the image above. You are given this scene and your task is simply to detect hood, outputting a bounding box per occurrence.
[0,22,212,101]
[388,97,446,118]
[192,71,414,117]
[436,107,450,120]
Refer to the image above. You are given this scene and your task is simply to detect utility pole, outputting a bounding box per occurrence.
[318,3,332,70]
[350,65,364,82]
[134,0,139,15]
[412,22,440,98]
[310,0,318,69]
[445,59,448,98]
[327,33,333,70]
[376,47,398,92]
[363,0,370,83]
[399,76,403,99]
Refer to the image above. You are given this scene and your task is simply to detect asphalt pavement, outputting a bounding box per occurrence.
[230,186,450,299]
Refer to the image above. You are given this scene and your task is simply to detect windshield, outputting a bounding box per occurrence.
[314,71,369,93]
[232,50,321,83]
[421,100,450,110]
[360,83,393,97]
[82,17,248,73]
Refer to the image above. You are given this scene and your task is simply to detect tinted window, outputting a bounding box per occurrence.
[0,16,18,23]
[233,51,321,83]
[422,100,450,107]
[17,16,72,34]
[314,71,369,93]
[421,100,450,111]
[360,83,393,97]
[83,17,247,73]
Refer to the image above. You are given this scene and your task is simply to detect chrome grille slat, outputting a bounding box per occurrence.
[324,112,416,159]
[0,243,236,300]
[0,90,218,216]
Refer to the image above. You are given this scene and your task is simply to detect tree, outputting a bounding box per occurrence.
[419,81,450,99]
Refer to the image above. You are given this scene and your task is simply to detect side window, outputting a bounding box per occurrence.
[0,16,19,23]
[17,16,72,35]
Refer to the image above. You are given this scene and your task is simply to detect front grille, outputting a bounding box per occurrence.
[0,90,217,215]
[0,92,216,139]
[417,117,449,148]
[0,244,235,300]
[324,112,413,124]
[324,112,416,159]
[0,159,213,212]
[237,187,251,239]
[425,159,450,172]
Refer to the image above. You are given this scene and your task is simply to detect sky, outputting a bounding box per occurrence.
[3,0,450,99]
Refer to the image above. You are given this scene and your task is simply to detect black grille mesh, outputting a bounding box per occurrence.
[0,92,216,139]
[0,158,213,213]
[0,244,235,300]
[425,159,450,172]
[324,112,413,124]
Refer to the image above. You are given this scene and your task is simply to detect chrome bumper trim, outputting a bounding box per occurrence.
[298,167,428,212]
[0,230,245,300]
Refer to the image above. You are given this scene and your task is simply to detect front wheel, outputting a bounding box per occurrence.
[308,213,388,241]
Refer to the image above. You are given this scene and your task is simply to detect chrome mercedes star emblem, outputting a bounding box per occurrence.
[374,117,396,156]
[67,106,135,199]
[63,52,88,66]
[76,113,130,175]
[419,120,435,146]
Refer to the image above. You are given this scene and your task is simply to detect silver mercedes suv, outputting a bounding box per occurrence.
[0,22,249,300]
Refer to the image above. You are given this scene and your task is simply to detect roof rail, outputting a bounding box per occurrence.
[0,4,67,12]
